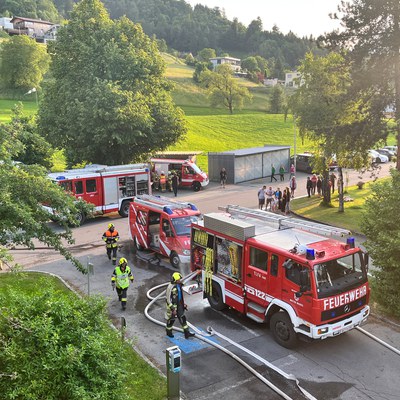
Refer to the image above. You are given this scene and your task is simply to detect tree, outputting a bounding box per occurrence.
[0,35,50,91]
[0,280,131,399]
[290,52,387,208]
[197,47,216,62]
[200,64,252,114]
[241,56,259,73]
[38,0,186,166]
[0,0,60,21]
[362,169,400,318]
[323,0,400,171]
[8,103,54,169]
[269,85,286,114]
[0,111,87,272]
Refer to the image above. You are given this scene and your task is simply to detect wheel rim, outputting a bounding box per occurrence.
[275,320,290,341]
[171,253,179,267]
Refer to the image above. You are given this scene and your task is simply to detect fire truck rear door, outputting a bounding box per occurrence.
[103,177,119,209]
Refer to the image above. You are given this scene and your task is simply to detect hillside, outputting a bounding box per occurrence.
[162,54,313,170]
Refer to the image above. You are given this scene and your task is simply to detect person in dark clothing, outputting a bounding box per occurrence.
[306,177,313,198]
[171,171,179,197]
[165,272,195,339]
[102,223,119,265]
[270,164,278,182]
[317,176,322,196]
[220,168,227,188]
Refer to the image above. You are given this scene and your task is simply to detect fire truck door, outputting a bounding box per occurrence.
[181,164,195,186]
[135,209,149,248]
[281,260,313,320]
[160,218,174,256]
[103,177,119,206]
[244,246,269,307]
[84,178,100,208]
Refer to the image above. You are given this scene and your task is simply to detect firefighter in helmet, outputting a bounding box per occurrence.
[111,257,134,310]
[165,272,195,339]
[102,223,120,265]
[160,171,167,192]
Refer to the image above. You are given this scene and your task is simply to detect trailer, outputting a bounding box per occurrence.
[191,205,370,348]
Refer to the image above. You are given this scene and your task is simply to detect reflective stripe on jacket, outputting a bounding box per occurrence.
[102,230,119,247]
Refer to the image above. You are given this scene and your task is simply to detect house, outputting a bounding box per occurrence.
[209,56,241,72]
[285,71,301,88]
[8,16,56,42]
[263,78,279,87]
[0,17,13,30]
[43,24,60,42]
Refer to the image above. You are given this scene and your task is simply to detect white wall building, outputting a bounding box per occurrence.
[285,71,301,88]
[209,57,241,72]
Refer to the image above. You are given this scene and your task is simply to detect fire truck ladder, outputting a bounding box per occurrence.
[134,194,198,212]
[221,205,351,237]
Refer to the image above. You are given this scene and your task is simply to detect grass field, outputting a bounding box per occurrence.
[0,99,37,122]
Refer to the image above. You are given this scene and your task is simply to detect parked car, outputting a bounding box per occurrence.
[368,149,389,164]
[376,148,393,161]
[383,145,397,156]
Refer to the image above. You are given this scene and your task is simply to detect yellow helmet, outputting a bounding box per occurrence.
[119,257,127,266]
[171,272,182,282]
[108,223,115,229]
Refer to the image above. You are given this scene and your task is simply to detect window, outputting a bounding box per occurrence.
[86,179,97,193]
[249,247,268,272]
[74,181,83,195]
[271,254,279,276]
[60,181,72,192]
[136,210,147,226]
[162,220,173,237]
[285,260,310,288]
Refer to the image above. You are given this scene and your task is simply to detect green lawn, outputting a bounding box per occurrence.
[290,180,386,233]
[0,99,37,122]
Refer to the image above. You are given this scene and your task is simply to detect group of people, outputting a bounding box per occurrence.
[306,172,337,198]
[257,185,292,215]
[102,223,195,338]
[152,170,180,196]
[270,164,287,182]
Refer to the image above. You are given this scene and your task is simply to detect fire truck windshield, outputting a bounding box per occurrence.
[314,251,368,298]
[172,215,201,236]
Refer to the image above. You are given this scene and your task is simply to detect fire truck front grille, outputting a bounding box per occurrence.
[321,296,367,322]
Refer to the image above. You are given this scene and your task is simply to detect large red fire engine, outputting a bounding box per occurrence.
[191,205,370,348]
[129,194,201,268]
[47,164,151,224]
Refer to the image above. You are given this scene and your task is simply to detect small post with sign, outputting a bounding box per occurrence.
[87,258,94,296]
[120,316,126,341]
[166,346,181,400]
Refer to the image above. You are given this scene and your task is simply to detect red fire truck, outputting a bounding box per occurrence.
[129,194,201,268]
[191,205,370,348]
[47,164,151,224]
[151,157,209,192]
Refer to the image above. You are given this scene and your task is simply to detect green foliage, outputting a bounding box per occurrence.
[362,170,400,318]
[269,85,286,114]
[0,273,165,400]
[0,0,60,21]
[197,47,216,62]
[241,56,260,73]
[192,61,212,83]
[200,64,252,114]
[0,36,50,90]
[38,0,186,166]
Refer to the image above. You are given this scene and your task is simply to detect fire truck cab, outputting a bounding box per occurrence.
[129,194,201,268]
[48,164,151,224]
[150,158,209,192]
[191,205,370,348]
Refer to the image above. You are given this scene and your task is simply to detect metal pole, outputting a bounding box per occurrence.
[35,90,38,107]
[120,317,126,341]
[166,346,181,400]
[293,115,297,171]
[87,258,93,296]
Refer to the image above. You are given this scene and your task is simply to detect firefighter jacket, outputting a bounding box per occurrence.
[111,266,133,289]
[102,229,119,248]
[166,282,185,318]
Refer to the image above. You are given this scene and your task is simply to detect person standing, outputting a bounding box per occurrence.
[279,165,285,181]
[311,174,318,195]
[280,188,287,213]
[289,163,296,179]
[165,272,195,339]
[270,164,278,182]
[257,185,266,210]
[220,168,227,188]
[111,257,134,310]
[316,176,322,196]
[289,176,297,198]
[159,171,167,192]
[306,177,313,198]
[330,172,337,193]
[265,186,274,211]
[171,171,179,197]
[275,187,282,211]
[285,186,291,215]
[102,223,119,265]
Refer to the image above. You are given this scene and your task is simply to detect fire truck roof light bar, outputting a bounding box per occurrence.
[134,194,198,212]
[220,205,351,238]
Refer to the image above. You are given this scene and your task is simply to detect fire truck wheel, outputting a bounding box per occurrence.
[192,181,201,192]
[72,211,86,226]
[119,200,130,218]
[270,312,298,349]
[134,237,144,251]
[207,282,227,311]
[169,252,180,269]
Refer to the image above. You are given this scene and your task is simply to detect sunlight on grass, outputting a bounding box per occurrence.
[0,99,37,122]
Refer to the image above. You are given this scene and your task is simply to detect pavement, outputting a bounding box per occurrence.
[6,160,398,400]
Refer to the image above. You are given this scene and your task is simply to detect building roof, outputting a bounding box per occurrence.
[208,145,291,157]
[210,56,241,62]
[10,16,54,25]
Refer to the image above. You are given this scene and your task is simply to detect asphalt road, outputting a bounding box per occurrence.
[8,161,400,400]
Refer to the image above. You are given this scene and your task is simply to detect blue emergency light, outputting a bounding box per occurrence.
[188,203,198,211]
[306,248,315,260]
[56,176,66,180]
[163,207,173,215]
[346,237,355,248]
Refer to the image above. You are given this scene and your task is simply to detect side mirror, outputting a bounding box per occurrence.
[283,259,293,270]
[295,291,303,298]
[364,253,369,272]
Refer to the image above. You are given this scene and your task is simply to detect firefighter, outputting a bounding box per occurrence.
[160,171,167,192]
[165,272,195,339]
[111,257,134,310]
[102,223,119,265]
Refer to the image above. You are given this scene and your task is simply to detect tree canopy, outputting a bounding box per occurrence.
[0,35,50,91]
[323,0,400,170]
[38,0,186,166]
[200,64,252,114]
